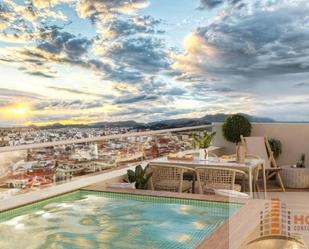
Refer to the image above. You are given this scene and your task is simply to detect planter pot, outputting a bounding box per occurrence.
[280,166,309,188]
[199,148,209,161]
[236,144,246,163]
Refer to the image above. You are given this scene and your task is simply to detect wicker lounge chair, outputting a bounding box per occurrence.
[195,167,246,194]
[149,165,193,193]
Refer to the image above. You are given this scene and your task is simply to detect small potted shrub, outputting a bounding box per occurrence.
[191,131,216,160]
[268,138,282,159]
[222,114,252,162]
[296,154,306,168]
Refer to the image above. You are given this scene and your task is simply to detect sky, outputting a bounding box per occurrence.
[0,0,309,127]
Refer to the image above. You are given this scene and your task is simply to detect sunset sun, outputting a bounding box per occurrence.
[11,105,28,115]
[1,103,31,119]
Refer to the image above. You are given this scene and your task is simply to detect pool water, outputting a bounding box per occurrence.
[0,191,241,249]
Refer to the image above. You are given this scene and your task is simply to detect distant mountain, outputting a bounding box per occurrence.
[26,113,275,130]
[30,123,86,130]
[146,113,274,130]
[202,113,274,123]
[90,120,142,128]
[147,118,207,130]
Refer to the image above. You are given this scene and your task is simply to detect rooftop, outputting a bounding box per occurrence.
[0,122,308,248]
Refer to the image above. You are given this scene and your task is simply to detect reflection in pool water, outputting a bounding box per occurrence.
[0,193,239,249]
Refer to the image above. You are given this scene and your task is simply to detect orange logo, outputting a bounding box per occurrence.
[260,198,291,237]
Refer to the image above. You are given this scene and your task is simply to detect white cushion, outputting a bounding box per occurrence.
[204,183,242,192]
[108,182,136,189]
[214,189,249,198]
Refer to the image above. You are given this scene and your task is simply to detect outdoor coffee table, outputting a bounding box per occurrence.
[149,156,266,198]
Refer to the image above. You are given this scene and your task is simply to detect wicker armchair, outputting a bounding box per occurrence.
[196,167,246,194]
[226,154,262,194]
[149,165,193,193]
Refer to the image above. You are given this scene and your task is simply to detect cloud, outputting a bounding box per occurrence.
[91,10,170,76]
[174,0,309,81]
[84,59,145,83]
[31,0,72,9]
[47,86,111,98]
[294,82,309,88]
[0,0,169,86]
[101,37,170,74]
[2,0,308,125]
[0,46,59,78]
[37,25,92,59]
[111,106,195,119]
[198,0,243,9]
[114,94,158,104]
[137,76,186,96]
[0,1,15,31]
[0,88,43,110]
[77,0,170,82]
[33,99,104,111]
[0,25,93,78]
[99,16,163,39]
[198,0,224,9]
[26,71,56,78]
[0,0,67,37]
[76,0,149,20]
[0,88,42,99]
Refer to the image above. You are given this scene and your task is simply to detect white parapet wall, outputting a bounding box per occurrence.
[213,122,309,166]
[0,165,135,211]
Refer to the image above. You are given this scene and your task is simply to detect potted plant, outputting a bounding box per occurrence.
[191,131,216,160]
[296,154,306,168]
[268,138,282,159]
[222,114,252,162]
[126,164,153,189]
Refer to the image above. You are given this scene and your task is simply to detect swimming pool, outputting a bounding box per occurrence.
[0,191,241,249]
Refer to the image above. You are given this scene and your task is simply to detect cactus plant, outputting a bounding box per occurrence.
[127,165,153,189]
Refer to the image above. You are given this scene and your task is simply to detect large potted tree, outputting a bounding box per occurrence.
[222,114,252,162]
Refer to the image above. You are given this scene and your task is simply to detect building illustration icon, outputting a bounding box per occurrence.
[260,198,291,237]
[244,198,307,249]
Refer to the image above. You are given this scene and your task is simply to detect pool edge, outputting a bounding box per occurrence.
[195,199,266,249]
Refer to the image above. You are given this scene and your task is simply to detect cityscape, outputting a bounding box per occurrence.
[0,126,133,147]
[0,126,197,200]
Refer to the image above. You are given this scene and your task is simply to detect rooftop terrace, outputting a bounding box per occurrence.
[0,123,308,249]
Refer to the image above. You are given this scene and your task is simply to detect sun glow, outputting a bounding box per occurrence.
[0,103,31,119]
